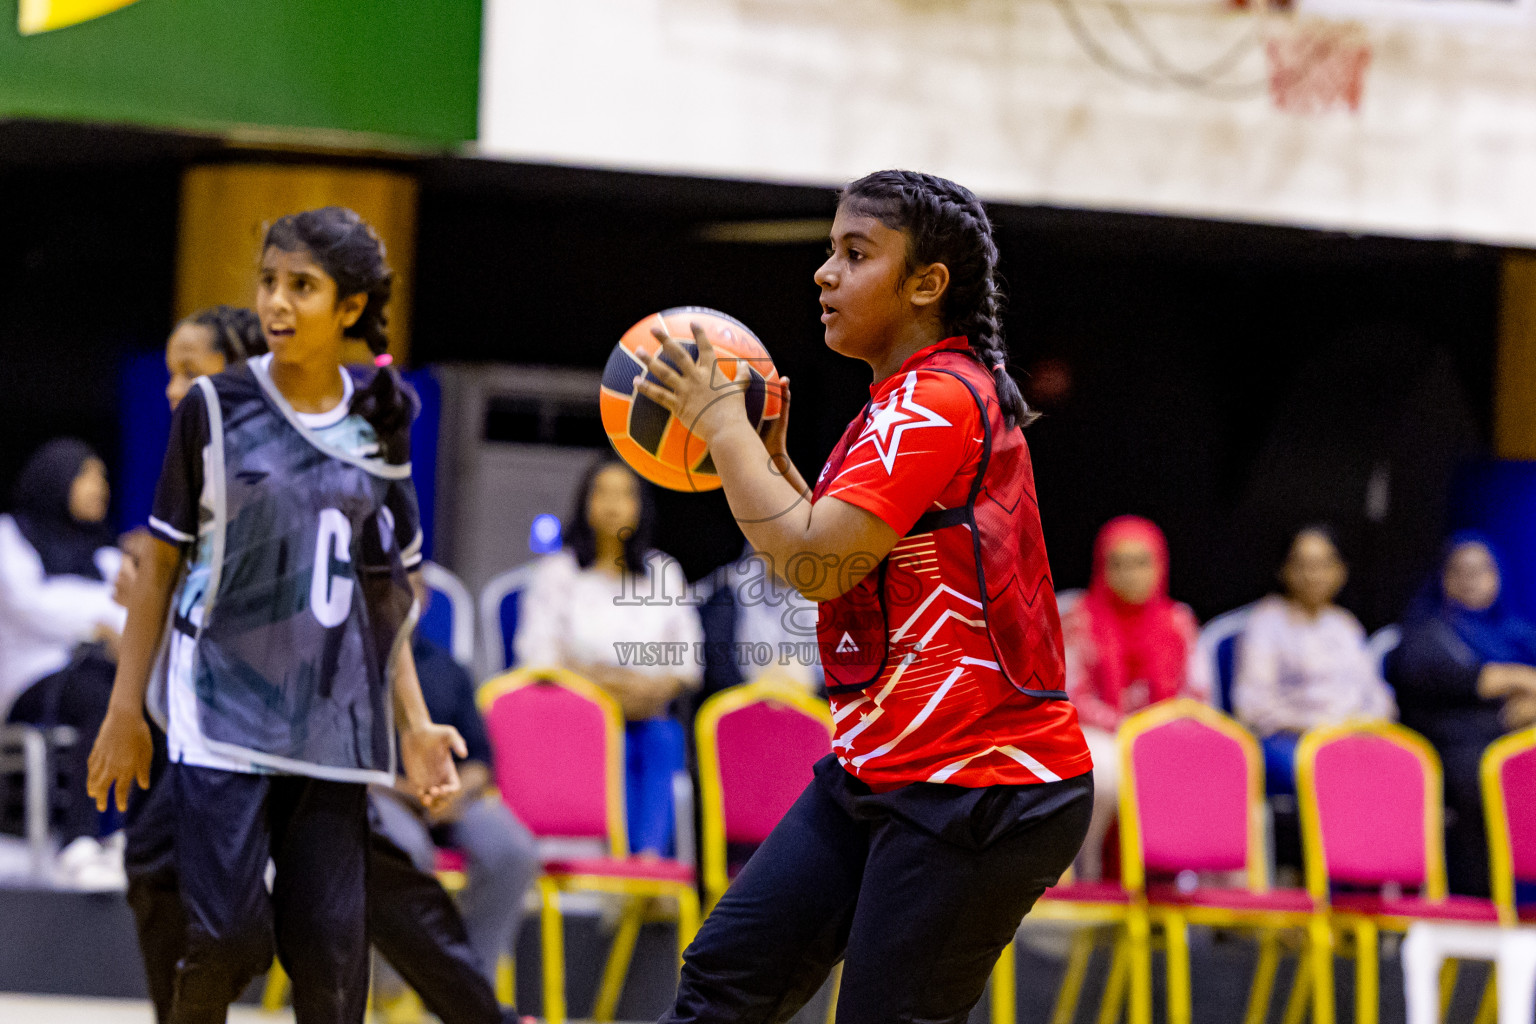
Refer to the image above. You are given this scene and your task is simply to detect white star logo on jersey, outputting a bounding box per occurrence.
[848,372,952,474]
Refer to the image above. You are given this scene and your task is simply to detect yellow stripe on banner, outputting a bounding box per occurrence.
[18,0,142,36]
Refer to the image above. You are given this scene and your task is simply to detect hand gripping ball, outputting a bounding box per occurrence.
[600,307,782,492]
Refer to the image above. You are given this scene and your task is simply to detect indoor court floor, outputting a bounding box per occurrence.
[0,994,298,1023]
[0,995,651,1023]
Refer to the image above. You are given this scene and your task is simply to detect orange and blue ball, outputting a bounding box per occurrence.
[600,307,783,493]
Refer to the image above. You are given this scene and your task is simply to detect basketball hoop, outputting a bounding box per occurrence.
[1264,18,1372,114]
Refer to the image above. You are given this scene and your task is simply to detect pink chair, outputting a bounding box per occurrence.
[1025,875,1133,1024]
[694,678,833,911]
[1119,699,1334,1024]
[479,668,699,1024]
[1482,726,1536,926]
[694,680,845,1023]
[1296,722,1499,1024]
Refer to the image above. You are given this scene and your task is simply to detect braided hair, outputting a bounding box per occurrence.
[262,207,417,461]
[839,170,1035,428]
[182,305,266,362]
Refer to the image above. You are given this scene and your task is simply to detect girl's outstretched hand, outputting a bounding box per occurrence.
[638,321,751,446]
[400,723,468,810]
[87,707,153,813]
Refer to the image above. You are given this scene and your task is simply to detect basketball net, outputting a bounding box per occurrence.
[1263,16,1372,114]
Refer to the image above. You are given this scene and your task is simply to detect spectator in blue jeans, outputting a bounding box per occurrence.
[1232,525,1396,795]
[372,578,541,984]
[514,458,703,855]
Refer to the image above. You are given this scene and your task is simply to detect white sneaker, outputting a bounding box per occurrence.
[57,836,102,875]
[57,834,127,892]
[70,858,127,892]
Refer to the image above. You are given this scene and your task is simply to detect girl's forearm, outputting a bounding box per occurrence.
[390,572,436,731]
[769,450,811,502]
[709,420,815,564]
[107,540,182,717]
[391,642,434,732]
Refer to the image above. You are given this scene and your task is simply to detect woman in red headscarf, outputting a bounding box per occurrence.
[1063,516,1211,879]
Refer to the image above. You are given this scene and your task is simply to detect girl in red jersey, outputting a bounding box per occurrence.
[639,170,1093,1024]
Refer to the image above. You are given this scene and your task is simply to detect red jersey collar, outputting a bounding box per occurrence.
[869,337,972,398]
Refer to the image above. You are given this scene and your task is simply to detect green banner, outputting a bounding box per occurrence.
[1,0,480,146]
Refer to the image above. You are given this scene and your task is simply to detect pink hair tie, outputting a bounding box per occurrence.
[992,361,1005,372]
[374,353,394,368]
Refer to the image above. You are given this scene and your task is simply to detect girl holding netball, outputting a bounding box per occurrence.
[640,170,1092,1024]
[89,207,464,1024]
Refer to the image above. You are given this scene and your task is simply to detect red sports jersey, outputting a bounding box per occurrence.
[813,338,1091,789]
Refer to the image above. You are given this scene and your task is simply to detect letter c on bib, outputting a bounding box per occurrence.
[310,508,355,628]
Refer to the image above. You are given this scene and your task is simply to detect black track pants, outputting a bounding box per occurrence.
[663,754,1092,1024]
[365,802,513,1024]
[167,764,369,1024]
[126,759,512,1024]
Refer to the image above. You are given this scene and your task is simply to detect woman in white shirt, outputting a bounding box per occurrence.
[515,457,703,855]
[0,438,126,717]
[1232,524,1396,795]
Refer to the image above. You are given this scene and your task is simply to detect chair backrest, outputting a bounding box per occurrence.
[695,679,834,903]
[419,561,475,669]
[1482,726,1536,925]
[1296,722,1443,900]
[479,564,536,677]
[1366,625,1402,679]
[1118,698,1266,893]
[1196,604,1255,713]
[478,668,627,856]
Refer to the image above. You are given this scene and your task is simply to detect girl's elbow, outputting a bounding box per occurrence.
[781,553,879,603]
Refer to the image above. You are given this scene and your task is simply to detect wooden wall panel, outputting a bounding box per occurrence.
[176,164,417,365]
[1497,251,1536,460]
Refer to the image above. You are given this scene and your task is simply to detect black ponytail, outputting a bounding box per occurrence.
[185,305,266,363]
[262,207,417,461]
[839,170,1035,429]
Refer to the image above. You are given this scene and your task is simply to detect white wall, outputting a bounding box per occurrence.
[479,0,1536,245]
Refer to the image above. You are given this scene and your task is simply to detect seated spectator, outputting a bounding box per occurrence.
[370,576,541,986]
[9,309,270,881]
[1232,525,1396,795]
[1064,516,1210,880]
[515,457,703,856]
[1389,533,1536,897]
[698,545,822,702]
[5,530,145,861]
[0,438,126,720]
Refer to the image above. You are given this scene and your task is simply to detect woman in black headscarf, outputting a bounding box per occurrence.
[1387,532,1536,896]
[0,438,126,719]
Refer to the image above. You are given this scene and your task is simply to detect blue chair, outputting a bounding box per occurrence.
[479,565,538,676]
[1196,603,1256,714]
[418,562,476,670]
